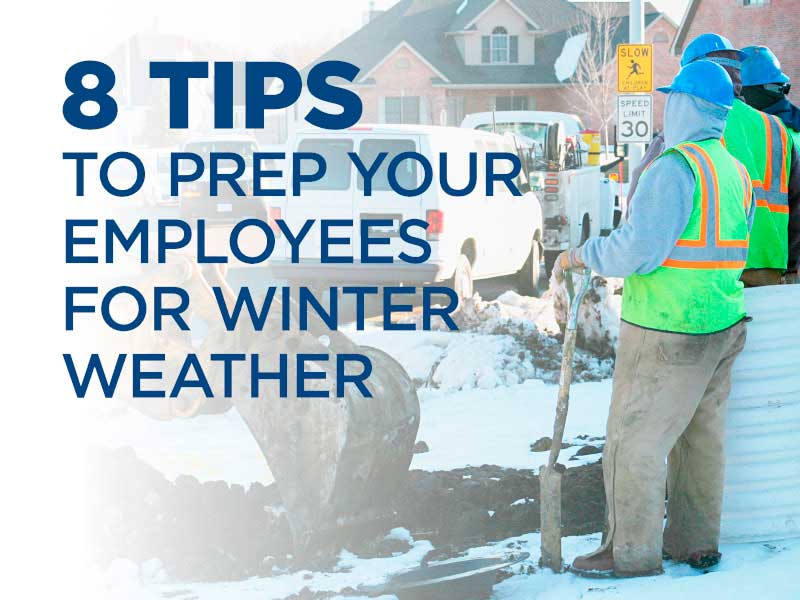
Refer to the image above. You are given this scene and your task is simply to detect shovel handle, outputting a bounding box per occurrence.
[547,268,592,468]
[565,267,592,331]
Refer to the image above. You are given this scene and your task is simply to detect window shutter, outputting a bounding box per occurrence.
[378,96,386,123]
[510,36,519,63]
[481,36,490,63]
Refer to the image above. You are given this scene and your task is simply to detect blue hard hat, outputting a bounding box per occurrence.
[681,33,746,67]
[741,46,790,86]
[657,60,734,109]
[740,45,765,60]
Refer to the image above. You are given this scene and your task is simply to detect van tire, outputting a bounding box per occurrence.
[544,250,560,280]
[450,254,474,302]
[517,239,542,297]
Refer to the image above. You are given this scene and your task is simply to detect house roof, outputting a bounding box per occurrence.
[307,0,665,87]
[446,0,583,33]
[670,0,700,55]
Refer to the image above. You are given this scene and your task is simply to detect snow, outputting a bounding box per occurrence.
[410,379,610,472]
[455,0,469,15]
[91,530,800,600]
[554,32,588,82]
[83,282,800,599]
[85,377,611,485]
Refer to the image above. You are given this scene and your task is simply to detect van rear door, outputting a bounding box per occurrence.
[351,134,425,263]
[282,136,355,260]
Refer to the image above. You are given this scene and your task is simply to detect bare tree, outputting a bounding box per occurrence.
[565,2,622,153]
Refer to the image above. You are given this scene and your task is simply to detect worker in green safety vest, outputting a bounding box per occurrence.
[740,45,800,278]
[555,61,755,578]
[627,33,797,286]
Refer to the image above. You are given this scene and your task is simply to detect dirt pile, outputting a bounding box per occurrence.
[88,446,605,584]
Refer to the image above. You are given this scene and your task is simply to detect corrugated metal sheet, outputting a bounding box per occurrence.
[721,284,800,543]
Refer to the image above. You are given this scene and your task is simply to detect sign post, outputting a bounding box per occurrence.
[624,0,647,186]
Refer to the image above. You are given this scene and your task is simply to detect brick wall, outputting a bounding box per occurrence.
[677,0,799,102]
[355,44,448,124]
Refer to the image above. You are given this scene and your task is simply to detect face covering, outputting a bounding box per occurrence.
[742,85,785,110]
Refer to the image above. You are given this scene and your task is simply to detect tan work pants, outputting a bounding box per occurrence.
[592,319,747,575]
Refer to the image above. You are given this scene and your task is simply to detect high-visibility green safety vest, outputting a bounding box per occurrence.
[622,140,753,334]
[723,99,792,270]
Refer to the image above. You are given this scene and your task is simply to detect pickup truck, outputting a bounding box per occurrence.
[461,111,619,276]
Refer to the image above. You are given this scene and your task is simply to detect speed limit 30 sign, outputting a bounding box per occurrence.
[617,94,653,143]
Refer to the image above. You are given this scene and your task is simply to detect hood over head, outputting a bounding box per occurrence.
[663,92,729,149]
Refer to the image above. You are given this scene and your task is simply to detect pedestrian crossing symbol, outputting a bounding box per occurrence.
[617,44,653,93]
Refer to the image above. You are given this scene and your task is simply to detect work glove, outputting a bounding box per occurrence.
[553,248,585,283]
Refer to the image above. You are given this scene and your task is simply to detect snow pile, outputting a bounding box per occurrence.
[442,290,561,336]
[366,281,620,390]
[407,279,622,360]
[555,31,589,82]
[358,329,539,390]
[551,274,623,358]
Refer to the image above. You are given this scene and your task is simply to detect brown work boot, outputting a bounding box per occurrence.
[570,547,614,578]
[687,550,721,570]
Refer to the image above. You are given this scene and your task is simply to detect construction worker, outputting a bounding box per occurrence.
[628,33,793,285]
[740,46,800,275]
[556,60,755,577]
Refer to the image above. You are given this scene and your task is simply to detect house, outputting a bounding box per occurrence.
[672,0,798,101]
[305,0,679,131]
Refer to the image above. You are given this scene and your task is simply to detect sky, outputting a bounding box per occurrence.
[54,0,692,60]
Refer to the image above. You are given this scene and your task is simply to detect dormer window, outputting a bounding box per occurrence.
[482,26,519,64]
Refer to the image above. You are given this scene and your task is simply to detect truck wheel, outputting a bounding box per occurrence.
[450,254,474,302]
[517,239,542,297]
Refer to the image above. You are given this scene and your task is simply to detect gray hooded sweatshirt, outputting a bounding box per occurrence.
[580,92,755,277]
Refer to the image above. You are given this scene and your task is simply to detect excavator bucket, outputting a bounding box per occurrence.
[126,260,421,556]
[234,329,420,556]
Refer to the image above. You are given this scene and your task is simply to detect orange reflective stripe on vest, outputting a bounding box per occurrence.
[661,142,750,270]
[758,113,789,214]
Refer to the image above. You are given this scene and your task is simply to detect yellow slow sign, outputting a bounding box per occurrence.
[617,44,653,93]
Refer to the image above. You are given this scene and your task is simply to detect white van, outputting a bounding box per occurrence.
[265,124,544,297]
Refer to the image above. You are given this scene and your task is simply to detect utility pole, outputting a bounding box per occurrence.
[628,0,645,177]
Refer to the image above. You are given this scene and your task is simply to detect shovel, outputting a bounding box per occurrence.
[539,267,592,573]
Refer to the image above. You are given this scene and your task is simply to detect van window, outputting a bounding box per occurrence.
[357,139,417,191]
[297,138,353,190]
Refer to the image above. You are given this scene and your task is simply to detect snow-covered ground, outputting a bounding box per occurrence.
[90,528,800,600]
[87,377,612,485]
[85,284,800,599]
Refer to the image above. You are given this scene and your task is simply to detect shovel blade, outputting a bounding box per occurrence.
[539,465,563,572]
